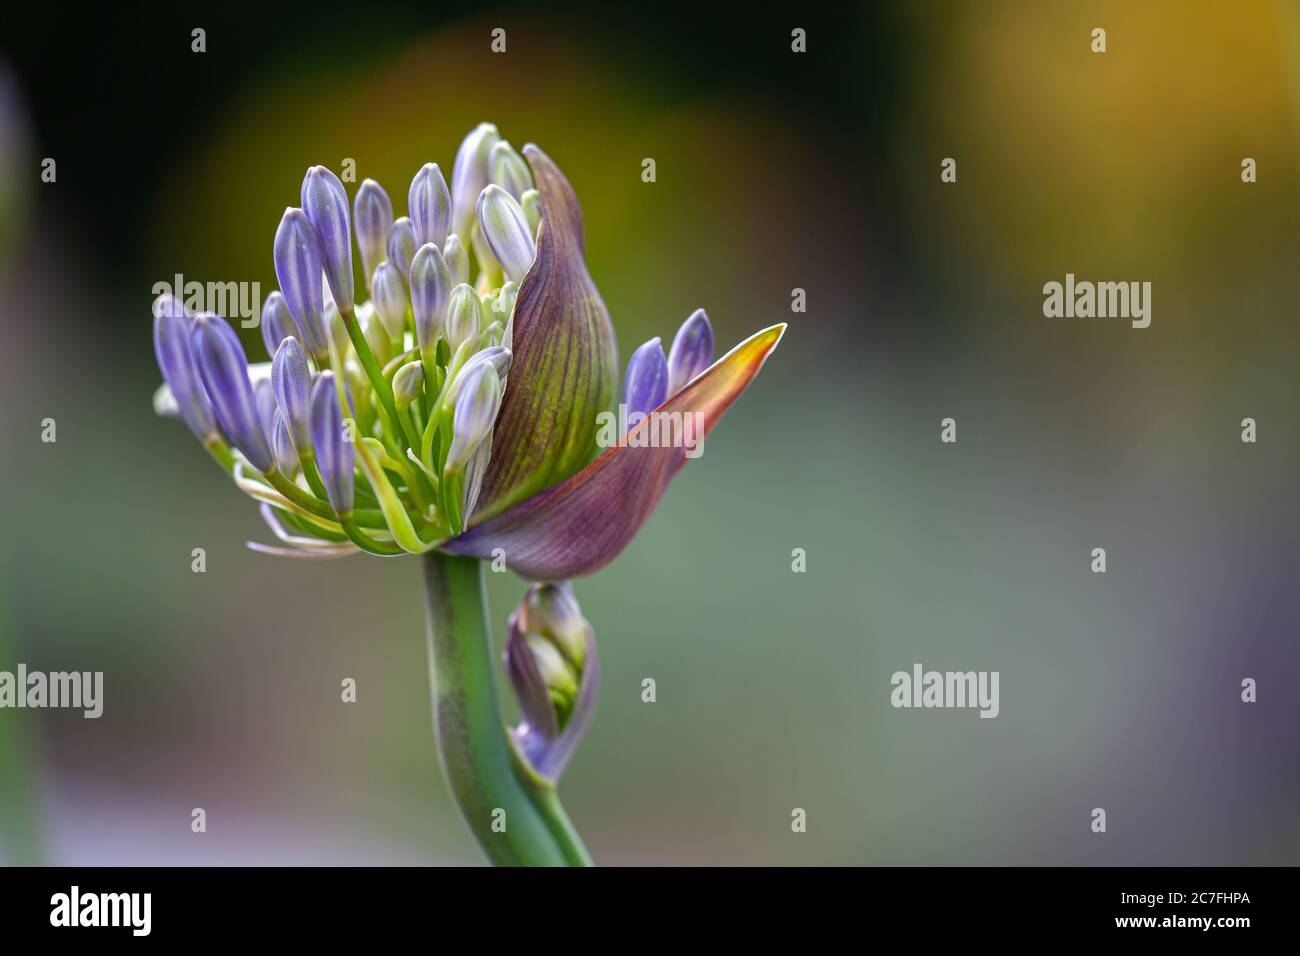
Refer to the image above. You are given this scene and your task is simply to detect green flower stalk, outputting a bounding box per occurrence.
[152,122,785,865]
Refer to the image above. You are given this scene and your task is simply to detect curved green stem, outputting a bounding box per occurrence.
[297,450,331,502]
[340,306,425,460]
[530,783,594,866]
[264,469,392,530]
[421,552,592,866]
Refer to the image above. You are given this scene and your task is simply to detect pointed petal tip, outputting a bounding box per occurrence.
[446,321,784,580]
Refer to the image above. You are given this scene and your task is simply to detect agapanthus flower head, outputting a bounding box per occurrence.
[153,122,783,574]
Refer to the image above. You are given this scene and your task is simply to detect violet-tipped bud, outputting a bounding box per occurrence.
[458,345,513,385]
[624,336,668,418]
[386,216,417,281]
[666,307,714,395]
[271,410,299,477]
[444,282,482,354]
[301,165,354,314]
[488,140,533,200]
[259,291,295,358]
[371,260,408,341]
[272,208,330,363]
[271,335,312,452]
[450,122,500,238]
[191,312,274,471]
[476,184,536,283]
[309,371,353,513]
[408,162,451,250]
[392,360,424,408]
[445,359,502,470]
[504,582,598,780]
[442,233,468,286]
[410,242,451,352]
[353,179,393,292]
[153,311,217,443]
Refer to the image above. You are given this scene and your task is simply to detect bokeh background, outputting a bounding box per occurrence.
[1,0,1297,865]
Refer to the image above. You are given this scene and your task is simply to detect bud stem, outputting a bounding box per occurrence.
[421,552,593,866]
[339,306,429,473]
[297,450,332,502]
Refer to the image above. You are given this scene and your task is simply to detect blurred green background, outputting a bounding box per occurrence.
[0,1,1297,864]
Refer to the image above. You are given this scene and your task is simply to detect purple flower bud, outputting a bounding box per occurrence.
[446,359,502,470]
[476,184,535,283]
[273,208,330,362]
[301,165,354,314]
[459,345,512,384]
[451,122,500,237]
[371,260,408,341]
[623,336,668,418]
[191,312,273,471]
[408,162,451,250]
[309,371,354,513]
[488,140,533,200]
[259,291,295,358]
[444,282,482,354]
[386,216,417,281]
[443,233,468,285]
[153,311,216,442]
[667,308,714,394]
[271,410,299,477]
[410,242,451,351]
[271,336,312,452]
[353,179,393,292]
